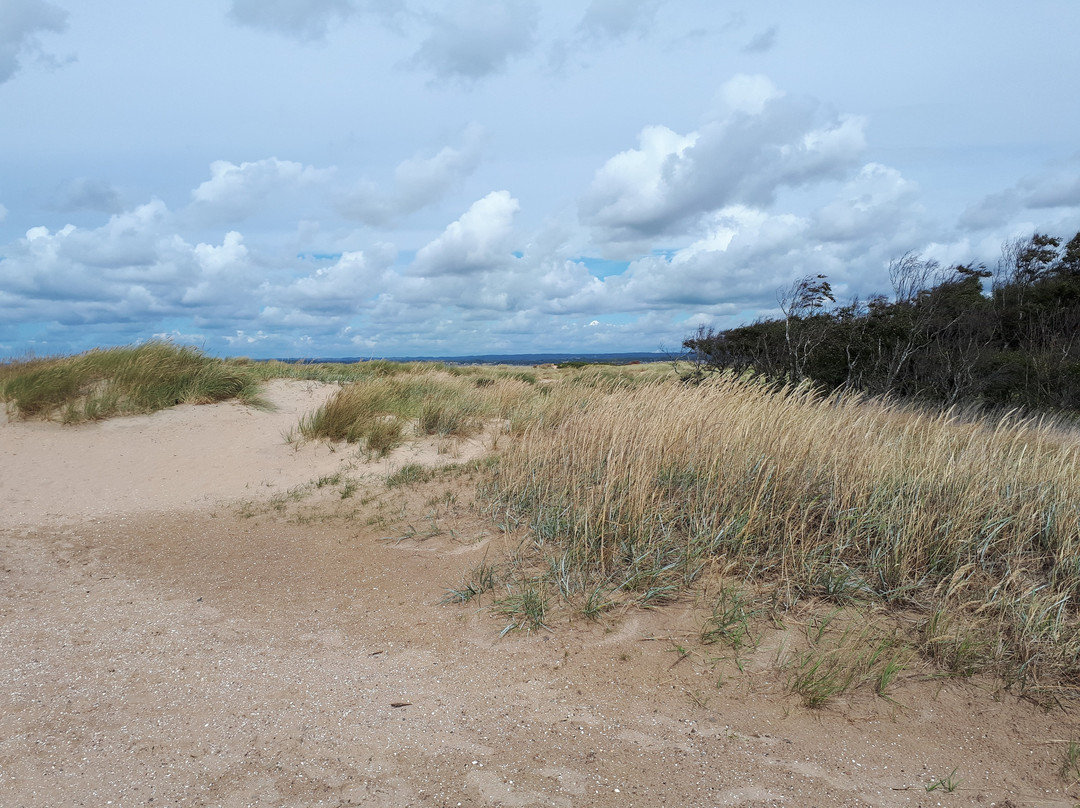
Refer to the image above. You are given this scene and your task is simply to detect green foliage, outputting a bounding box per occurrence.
[485,373,1080,692]
[700,584,759,653]
[1062,740,1080,784]
[494,579,550,635]
[785,616,910,708]
[296,365,548,446]
[684,231,1080,411]
[386,463,435,488]
[925,768,960,793]
[365,416,405,456]
[442,557,501,604]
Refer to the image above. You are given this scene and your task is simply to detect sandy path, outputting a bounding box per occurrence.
[1,382,1077,807]
[0,381,348,528]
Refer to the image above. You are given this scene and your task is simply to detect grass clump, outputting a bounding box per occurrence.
[700,584,761,655]
[386,463,435,488]
[1061,740,1080,784]
[296,363,570,449]
[1,341,264,422]
[493,579,550,635]
[783,612,912,707]
[442,557,501,605]
[925,768,960,794]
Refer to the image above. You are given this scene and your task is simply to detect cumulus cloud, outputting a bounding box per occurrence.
[336,125,485,224]
[0,201,265,331]
[580,75,866,239]
[411,0,538,82]
[411,191,520,276]
[0,0,68,84]
[181,231,253,306]
[812,163,922,243]
[269,244,396,315]
[227,0,355,41]
[189,157,333,223]
[554,157,930,324]
[579,124,698,233]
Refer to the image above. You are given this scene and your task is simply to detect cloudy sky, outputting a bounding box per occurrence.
[2,0,1079,358]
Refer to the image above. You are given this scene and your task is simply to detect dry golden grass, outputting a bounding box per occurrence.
[295,362,602,449]
[485,371,1080,694]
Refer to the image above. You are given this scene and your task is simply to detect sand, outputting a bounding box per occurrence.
[1,380,1077,807]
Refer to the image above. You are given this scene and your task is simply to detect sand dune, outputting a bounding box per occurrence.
[1,382,1075,806]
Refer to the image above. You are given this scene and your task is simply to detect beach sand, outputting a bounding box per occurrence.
[1,380,1075,807]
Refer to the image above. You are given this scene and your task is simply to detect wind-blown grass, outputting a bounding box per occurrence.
[296,365,563,447]
[1,342,264,422]
[484,371,1080,693]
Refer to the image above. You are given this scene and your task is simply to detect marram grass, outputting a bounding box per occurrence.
[0,341,264,422]
[484,371,1080,693]
[296,365,571,447]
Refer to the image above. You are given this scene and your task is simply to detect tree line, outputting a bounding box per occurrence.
[683,231,1080,411]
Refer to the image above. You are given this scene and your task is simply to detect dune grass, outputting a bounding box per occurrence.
[483,371,1080,695]
[295,363,575,447]
[1,341,265,423]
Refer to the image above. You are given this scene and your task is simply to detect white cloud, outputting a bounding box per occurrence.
[0,202,264,329]
[812,163,922,244]
[411,190,520,276]
[223,329,272,346]
[581,75,866,239]
[579,125,699,236]
[0,0,67,84]
[190,158,333,223]
[411,0,538,81]
[227,0,355,41]
[269,244,396,315]
[395,126,485,205]
[60,200,173,276]
[548,171,934,323]
[717,74,782,116]
[336,125,485,224]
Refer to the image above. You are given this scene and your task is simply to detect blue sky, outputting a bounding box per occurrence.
[2,0,1079,358]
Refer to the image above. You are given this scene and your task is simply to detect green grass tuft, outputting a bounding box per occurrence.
[1,341,264,422]
[386,463,435,488]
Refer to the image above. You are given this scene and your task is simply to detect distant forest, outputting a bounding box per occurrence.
[684,231,1080,411]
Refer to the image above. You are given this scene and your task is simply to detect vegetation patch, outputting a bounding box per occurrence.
[0,341,264,423]
[386,463,435,488]
[782,611,912,707]
[685,230,1080,411]
[481,371,1080,694]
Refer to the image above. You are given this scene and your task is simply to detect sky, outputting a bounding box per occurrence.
[2,0,1080,359]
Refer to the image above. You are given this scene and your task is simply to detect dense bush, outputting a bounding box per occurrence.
[685,231,1080,411]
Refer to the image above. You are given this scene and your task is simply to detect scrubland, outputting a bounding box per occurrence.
[5,341,1080,707]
